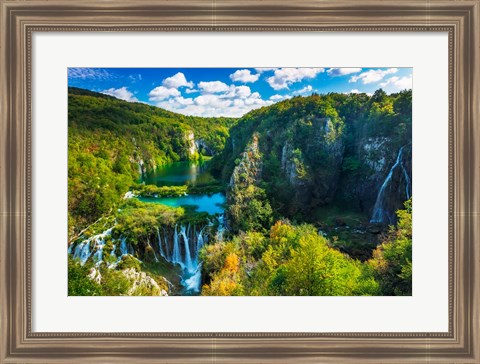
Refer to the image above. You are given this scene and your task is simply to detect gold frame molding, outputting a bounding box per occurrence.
[1,0,479,362]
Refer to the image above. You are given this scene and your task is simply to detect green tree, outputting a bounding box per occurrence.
[369,199,412,295]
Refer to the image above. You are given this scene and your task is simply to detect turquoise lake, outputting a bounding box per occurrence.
[138,193,225,215]
[142,161,214,186]
[139,161,225,215]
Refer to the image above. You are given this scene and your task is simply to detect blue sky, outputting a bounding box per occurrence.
[68,67,412,118]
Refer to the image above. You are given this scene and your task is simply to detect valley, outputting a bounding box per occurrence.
[67,85,412,296]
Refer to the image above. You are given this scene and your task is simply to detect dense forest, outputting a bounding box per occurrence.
[68,87,234,234]
[68,87,412,296]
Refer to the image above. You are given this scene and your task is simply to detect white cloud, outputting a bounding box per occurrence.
[194,94,232,108]
[342,89,374,96]
[193,93,273,117]
[269,94,284,101]
[101,87,138,102]
[266,68,324,90]
[254,68,278,73]
[185,88,199,94]
[173,96,194,106]
[154,88,273,117]
[293,85,313,95]
[155,96,194,109]
[347,89,361,94]
[327,68,362,76]
[150,80,273,117]
[379,75,413,90]
[162,72,194,88]
[230,69,260,83]
[148,86,181,101]
[68,68,111,80]
[128,74,142,82]
[349,68,398,84]
[222,85,252,99]
[198,81,230,93]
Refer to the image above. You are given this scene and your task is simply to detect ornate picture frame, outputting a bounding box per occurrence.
[1,0,478,362]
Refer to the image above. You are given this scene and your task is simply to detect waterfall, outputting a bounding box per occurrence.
[180,224,194,273]
[147,239,159,263]
[156,227,166,259]
[162,227,171,260]
[72,240,91,265]
[215,215,225,241]
[401,163,411,200]
[196,227,206,264]
[370,146,411,224]
[183,264,202,292]
[153,220,220,293]
[69,218,219,294]
[171,225,183,268]
[120,237,129,256]
[72,227,113,266]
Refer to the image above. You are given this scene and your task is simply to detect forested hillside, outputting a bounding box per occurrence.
[68,87,412,297]
[212,89,411,223]
[68,87,235,235]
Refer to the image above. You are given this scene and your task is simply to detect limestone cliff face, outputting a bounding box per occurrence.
[337,137,412,219]
[185,131,197,157]
[222,121,410,222]
[278,117,344,210]
[225,133,271,232]
[229,133,262,189]
[215,94,411,223]
[195,138,215,156]
[122,268,169,296]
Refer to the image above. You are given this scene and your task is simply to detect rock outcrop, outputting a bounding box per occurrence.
[122,268,168,296]
[217,94,411,224]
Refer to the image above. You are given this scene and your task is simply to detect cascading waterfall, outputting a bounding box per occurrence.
[156,227,166,259]
[147,239,159,263]
[162,227,170,259]
[110,244,116,257]
[370,146,411,224]
[119,236,129,256]
[154,221,219,293]
[171,225,183,268]
[69,217,222,294]
[401,163,411,200]
[215,215,225,241]
[69,226,136,269]
[180,225,194,273]
[196,227,206,265]
[71,227,113,266]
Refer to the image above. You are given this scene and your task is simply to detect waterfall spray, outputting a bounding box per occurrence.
[370,146,411,224]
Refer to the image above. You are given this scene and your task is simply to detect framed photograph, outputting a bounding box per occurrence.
[1,0,479,362]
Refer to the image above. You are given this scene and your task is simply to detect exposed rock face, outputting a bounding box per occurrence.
[186,131,197,156]
[310,117,345,206]
[338,137,412,221]
[281,142,303,186]
[229,133,262,188]
[338,137,397,213]
[363,137,390,173]
[122,268,168,296]
[195,138,215,156]
[87,267,102,284]
[224,124,410,223]
[369,144,412,224]
[217,94,411,225]
[275,117,344,212]
[226,133,270,231]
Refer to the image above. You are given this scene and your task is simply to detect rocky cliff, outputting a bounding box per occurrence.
[214,91,412,225]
